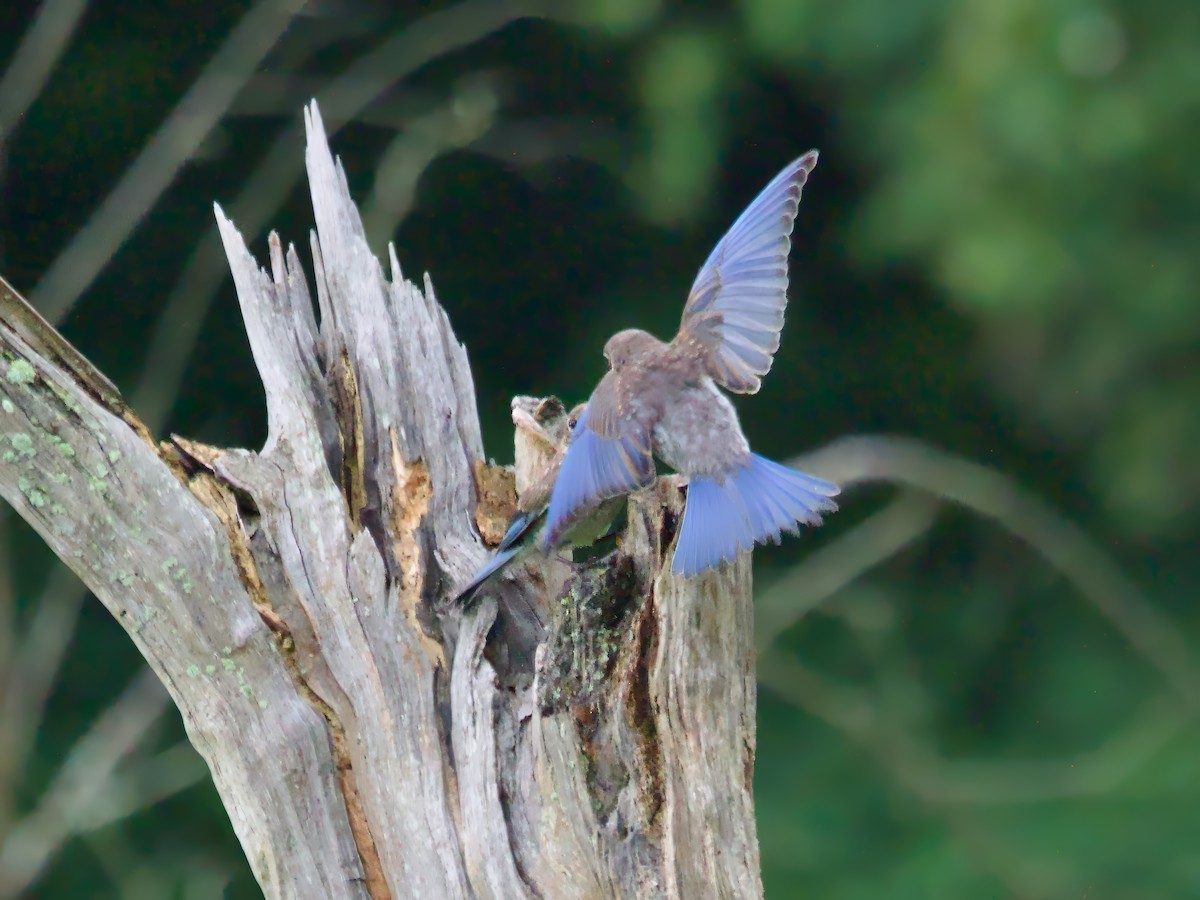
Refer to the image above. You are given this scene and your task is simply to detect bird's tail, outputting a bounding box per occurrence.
[452,510,541,605]
[453,545,523,605]
[672,454,839,577]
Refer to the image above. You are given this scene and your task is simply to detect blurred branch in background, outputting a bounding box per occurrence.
[755,491,940,649]
[23,0,567,327]
[759,653,1185,806]
[131,0,563,428]
[0,0,88,275]
[359,74,501,249]
[768,431,1198,777]
[0,0,88,160]
[79,827,235,899]
[0,568,86,831]
[0,669,176,897]
[753,433,1197,895]
[27,0,306,323]
[788,434,1200,706]
[469,116,628,182]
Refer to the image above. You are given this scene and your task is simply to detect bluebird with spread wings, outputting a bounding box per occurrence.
[540,152,839,576]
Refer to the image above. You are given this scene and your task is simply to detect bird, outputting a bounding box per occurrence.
[453,399,624,604]
[540,151,840,577]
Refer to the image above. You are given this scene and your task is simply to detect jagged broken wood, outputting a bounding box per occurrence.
[0,102,761,898]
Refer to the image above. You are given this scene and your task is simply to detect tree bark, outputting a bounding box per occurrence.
[0,102,761,899]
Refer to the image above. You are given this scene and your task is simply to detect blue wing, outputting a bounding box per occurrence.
[679,151,818,394]
[540,382,654,552]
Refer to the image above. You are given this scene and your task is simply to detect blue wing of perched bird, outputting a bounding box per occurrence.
[541,377,654,552]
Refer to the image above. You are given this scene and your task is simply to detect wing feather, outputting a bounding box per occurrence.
[540,372,655,550]
[677,151,818,394]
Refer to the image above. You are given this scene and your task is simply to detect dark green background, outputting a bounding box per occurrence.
[1,0,1197,896]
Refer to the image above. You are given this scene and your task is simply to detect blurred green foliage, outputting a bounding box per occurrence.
[1,0,1196,896]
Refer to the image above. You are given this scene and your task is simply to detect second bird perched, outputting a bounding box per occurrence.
[541,150,840,576]
[453,398,624,604]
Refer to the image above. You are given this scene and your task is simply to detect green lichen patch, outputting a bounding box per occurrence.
[132,607,158,634]
[1,399,13,413]
[5,360,35,385]
[2,432,36,461]
[232,664,261,707]
[186,665,201,678]
[108,449,121,464]
[47,380,83,416]
[538,553,637,713]
[48,435,76,459]
[161,557,193,594]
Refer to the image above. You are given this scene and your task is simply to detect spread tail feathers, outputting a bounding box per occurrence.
[672,454,839,576]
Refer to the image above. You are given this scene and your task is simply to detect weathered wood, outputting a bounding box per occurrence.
[0,274,366,898]
[0,100,762,899]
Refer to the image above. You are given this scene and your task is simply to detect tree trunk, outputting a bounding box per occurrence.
[0,102,761,899]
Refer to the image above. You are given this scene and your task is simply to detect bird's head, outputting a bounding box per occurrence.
[603,329,665,371]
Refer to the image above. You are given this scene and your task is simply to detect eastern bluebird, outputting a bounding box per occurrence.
[454,399,623,604]
[540,151,840,576]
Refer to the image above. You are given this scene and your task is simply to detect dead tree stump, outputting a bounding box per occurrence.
[0,102,761,899]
